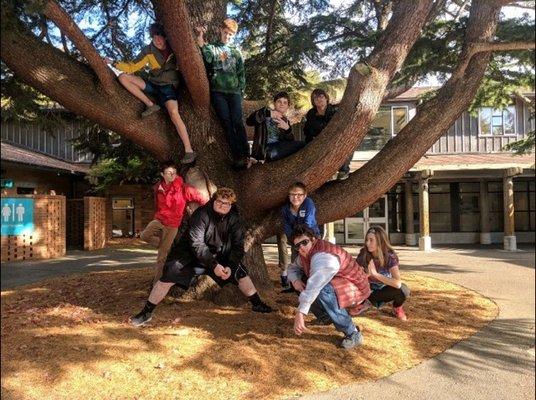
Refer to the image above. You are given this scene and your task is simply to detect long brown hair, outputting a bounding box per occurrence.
[359,226,396,270]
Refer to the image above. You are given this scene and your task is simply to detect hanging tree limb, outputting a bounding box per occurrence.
[42,0,116,94]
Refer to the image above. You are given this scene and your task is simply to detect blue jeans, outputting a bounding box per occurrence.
[266,141,305,161]
[310,283,356,336]
[211,91,250,161]
[143,81,177,106]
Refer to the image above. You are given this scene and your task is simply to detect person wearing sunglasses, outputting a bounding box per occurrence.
[130,187,272,327]
[279,182,321,291]
[287,224,370,349]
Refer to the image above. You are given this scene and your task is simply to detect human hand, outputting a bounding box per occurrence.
[195,26,207,36]
[214,264,231,280]
[292,280,306,292]
[270,110,282,119]
[294,311,306,335]
[274,117,290,130]
[368,259,377,277]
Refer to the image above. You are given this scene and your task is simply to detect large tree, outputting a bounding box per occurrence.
[1,0,534,286]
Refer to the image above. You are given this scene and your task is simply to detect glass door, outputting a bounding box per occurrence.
[344,196,388,244]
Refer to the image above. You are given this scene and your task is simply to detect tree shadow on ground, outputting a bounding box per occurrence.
[1,268,499,400]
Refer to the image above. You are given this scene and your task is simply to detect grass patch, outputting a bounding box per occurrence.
[1,266,497,400]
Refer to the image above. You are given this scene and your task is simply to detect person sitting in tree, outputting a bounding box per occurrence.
[247,91,305,163]
[279,182,321,291]
[303,88,352,180]
[130,187,273,327]
[140,161,208,284]
[108,23,196,164]
[196,19,251,170]
[287,225,370,349]
[356,226,410,321]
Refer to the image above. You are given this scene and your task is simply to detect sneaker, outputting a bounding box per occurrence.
[341,329,363,349]
[393,306,407,321]
[181,151,196,164]
[349,299,372,316]
[337,171,350,181]
[130,310,153,327]
[141,104,161,118]
[252,301,272,313]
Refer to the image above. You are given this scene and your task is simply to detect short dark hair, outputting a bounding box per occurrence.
[289,224,317,244]
[288,181,307,194]
[310,88,330,107]
[160,160,177,172]
[273,91,290,103]
[149,23,166,38]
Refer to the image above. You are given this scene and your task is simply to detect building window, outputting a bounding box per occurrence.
[514,180,535,232]
[430,183,452,232]
[479,106,516,136]
[459,182,480,232]
[358,106,409,151]
[487,181,504,232]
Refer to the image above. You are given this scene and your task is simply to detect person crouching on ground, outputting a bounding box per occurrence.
[130,187,272,327]
[140,161,208,283]
[356,226,410,321]
[109,23,196,164]
[287,225,370,349]
[247,91,305,163]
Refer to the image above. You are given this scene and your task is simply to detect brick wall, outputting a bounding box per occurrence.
[1,195,66,262]
[84,197,106,250]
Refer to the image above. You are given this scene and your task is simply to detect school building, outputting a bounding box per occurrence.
[1,87,534,261]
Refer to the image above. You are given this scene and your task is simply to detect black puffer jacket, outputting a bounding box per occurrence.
[166,201,244,269]
[247,107,294,161]
[303,104,338,143]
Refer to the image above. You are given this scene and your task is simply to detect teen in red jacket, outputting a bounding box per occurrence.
[141,161,208,283]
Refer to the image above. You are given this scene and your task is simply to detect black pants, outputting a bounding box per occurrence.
[211,91,250,161]
[368,283,410,308]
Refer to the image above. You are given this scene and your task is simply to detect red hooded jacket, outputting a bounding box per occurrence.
[153,176,207,228]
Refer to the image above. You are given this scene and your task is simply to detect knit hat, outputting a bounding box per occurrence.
[222,18,238,34]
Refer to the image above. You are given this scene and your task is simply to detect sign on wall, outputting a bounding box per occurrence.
[1,198,34,236]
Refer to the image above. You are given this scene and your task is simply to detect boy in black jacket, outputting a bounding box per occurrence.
[247,92,304,162]
[130,187,272,327]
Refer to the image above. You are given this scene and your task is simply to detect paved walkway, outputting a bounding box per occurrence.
[2,244,535,400]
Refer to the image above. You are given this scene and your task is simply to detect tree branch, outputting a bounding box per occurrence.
[156,0,210,113]
[311,0,503,224]
[454,40,535,78]
[240,0,435,212]
[265,0,278,57]
[42,0,116,94]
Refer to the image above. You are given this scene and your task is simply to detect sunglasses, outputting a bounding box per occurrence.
[293,239,310,251]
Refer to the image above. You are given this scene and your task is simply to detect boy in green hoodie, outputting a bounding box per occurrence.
[196,19,250,169]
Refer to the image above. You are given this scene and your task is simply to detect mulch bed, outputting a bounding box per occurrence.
[1,266,498,400]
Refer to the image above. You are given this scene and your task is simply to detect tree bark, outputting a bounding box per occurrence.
[157,0,211,112]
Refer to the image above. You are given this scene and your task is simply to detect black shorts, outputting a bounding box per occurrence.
[160,259,249,288]
[143,81,177,107]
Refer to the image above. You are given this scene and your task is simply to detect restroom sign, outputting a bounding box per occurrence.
[1,198,34,236]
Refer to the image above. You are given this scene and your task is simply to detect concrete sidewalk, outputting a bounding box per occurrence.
[1,244,534,400]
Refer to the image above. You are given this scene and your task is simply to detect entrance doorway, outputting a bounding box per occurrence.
[344,196,388,244]
[112,197,135,237]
